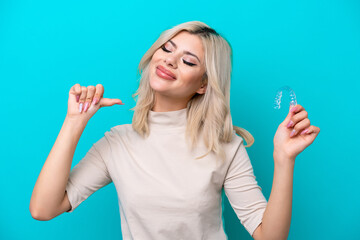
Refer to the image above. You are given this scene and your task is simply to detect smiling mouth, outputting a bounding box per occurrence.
[156,66,176,80]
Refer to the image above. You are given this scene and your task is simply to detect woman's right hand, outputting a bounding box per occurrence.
[66,83,124,121]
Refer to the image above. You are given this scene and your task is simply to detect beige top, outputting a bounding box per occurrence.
[65,107,267,239]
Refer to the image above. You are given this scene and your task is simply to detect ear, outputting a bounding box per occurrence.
[196,73,208,95]
[196,83,207,95]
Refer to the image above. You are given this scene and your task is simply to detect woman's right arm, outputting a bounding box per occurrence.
[30,116,87,220]
[29,83,123,220]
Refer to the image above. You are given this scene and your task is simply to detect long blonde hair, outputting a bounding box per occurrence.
[130,21,254,162]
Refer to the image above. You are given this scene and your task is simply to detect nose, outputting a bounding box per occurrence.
[165,55,177,68]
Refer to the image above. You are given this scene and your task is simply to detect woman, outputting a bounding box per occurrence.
[30,21,320,239]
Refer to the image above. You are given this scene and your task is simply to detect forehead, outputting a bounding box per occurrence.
[169,31,204,59]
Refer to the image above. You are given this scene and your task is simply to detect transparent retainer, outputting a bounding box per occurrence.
[274,85,297,109]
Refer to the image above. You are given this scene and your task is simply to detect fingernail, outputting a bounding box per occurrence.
[76,95,80,102]
[291,106,297,113]
[301,129,309,135]
[290,129,296,137]
[84,102,89,112]
[92,98,98,106]
[287,120,294,128]
[79,103,83,112]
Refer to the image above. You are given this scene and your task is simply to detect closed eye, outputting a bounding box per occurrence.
[183,60,196,66]
[161,45,171,53]
[161,44,196,67]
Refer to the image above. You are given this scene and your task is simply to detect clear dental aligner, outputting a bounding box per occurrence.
[274,85,297,109]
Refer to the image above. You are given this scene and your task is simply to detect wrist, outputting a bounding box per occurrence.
[64,115,88,128]
[273,151,295,167]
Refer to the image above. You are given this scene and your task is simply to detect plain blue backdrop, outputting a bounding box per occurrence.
[1,0,359,239]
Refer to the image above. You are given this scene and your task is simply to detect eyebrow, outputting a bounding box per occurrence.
[168,40,201,63]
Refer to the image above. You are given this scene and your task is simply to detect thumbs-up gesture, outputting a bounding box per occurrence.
[66,83,124,122]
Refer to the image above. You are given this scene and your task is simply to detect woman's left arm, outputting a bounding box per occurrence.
[253,104,321,240]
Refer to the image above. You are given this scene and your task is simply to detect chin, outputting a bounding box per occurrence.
[149,72,172,93]
[150,78,168,94]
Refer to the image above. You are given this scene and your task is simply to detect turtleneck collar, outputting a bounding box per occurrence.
[148,107,188,130]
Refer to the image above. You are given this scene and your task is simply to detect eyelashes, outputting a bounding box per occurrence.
[161,45,171,53]
[160,45,196,66]
[183,60,196,66]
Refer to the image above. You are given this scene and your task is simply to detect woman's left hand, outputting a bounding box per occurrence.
[273,104,320,163]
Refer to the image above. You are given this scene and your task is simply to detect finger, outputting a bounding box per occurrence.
[69,83,81,102]
[287,110,309,128]
[304,126,320,135]
[300,126,320,146]
[290,104,304,114]
[92,84,104,106]
[78,86,87,113]
[300,126,311,135]
[84,85,96,112]
[290,118,310,137]
[299,125,320,136]
[282,104,296,127]
[100,98,124,107]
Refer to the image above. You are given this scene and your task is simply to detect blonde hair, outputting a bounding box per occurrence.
[130,21,254,162]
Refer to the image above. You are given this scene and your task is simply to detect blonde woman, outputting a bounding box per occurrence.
[30,21,320,239]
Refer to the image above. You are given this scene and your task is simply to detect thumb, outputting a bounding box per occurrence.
[100,98,124,107]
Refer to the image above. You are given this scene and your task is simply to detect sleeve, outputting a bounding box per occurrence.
[65,129,115,213]
[223,136,268,237]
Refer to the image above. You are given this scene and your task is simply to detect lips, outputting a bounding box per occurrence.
[156,65,176,80]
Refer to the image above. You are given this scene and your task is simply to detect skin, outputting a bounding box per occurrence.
[29,85,123,220]
[145,31,321,239]
[66,83,123,121]
[148,31,207,112]
[253,104,320,240]
[39,31,320,238]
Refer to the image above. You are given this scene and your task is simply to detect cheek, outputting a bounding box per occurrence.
[151,50,162,62]
[149,53,160,73]
[180,69,203,86]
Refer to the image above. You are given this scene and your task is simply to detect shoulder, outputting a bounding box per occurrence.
[224,131,244,149]
[220,131,246,161]
[93,124,137,150]
[110,123,133,134]
[232,131,244,145]
[103,123,136,138]
[102,123,141,142]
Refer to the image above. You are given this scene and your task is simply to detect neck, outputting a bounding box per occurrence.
[148,107,188,130]
[152,93,190,112]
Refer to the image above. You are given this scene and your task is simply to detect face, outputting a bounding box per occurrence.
[149,31,207,101]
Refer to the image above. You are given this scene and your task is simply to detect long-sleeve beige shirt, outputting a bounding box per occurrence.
[65,107,268,239]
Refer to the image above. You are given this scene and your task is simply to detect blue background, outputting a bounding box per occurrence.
[1,0,359,239]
